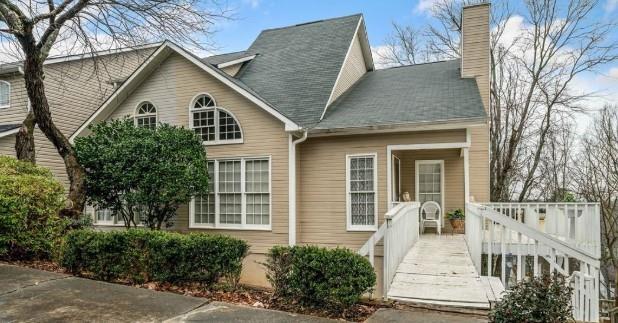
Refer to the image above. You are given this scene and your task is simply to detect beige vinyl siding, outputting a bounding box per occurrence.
[469,126,490,202]
[297,129,466,250]
[461,4,491,203]
[220,63,243,77]
[108,53,290,253]
[0,49,155,187]
[0,74,29,125]
[327,34,367,105]
[0,135,16,156]
[462,3,490,112]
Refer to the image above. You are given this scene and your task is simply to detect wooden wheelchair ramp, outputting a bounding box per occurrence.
[387,234,501,310]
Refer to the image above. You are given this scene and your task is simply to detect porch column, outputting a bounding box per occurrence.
[463,129,471,203]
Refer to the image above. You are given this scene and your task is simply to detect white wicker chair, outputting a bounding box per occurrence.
[420,201,442,235]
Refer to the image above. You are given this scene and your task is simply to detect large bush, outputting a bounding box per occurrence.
[75,119,209,229]
[489,274,573,323]
[59,229,249,285]
[264,245,376,311]
[0,156,69,260]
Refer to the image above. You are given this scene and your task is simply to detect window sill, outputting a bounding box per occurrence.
[0,105,9,109]
[202,139,244,146]
[347,226,378,232]
[189,223,272,231]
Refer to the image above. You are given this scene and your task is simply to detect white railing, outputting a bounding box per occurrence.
[358,202,420,296]
[466,203,601,322]
[484,202,601,258]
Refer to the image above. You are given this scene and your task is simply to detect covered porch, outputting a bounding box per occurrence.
[386,140,472,232]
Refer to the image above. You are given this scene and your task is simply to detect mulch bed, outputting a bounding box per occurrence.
[4,260,387,322]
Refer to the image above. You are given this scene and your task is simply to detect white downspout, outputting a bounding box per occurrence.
[288,130,308,246]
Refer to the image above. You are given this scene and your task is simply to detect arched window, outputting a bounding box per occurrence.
[190,94,242,144]
[135,102,157,129]
[0,81,10,109]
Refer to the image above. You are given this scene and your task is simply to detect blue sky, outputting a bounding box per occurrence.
[209,0,435,53]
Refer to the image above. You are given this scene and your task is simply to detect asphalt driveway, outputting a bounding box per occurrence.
[0,263,487,322]
[0,263,333,322]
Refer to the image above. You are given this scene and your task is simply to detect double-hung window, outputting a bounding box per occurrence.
[0,81,9,109]
[346,153,378,231]
[191,157,271,230]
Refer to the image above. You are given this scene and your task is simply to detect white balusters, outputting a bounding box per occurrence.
[466,202,601,322]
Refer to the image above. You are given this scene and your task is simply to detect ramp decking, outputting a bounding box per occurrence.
[387,234,497,309]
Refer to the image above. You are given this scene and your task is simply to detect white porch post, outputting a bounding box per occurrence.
[464,129,471,203]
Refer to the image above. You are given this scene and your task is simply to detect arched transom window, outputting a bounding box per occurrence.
[190,94,242,144]
[135,102,157,129]
[0,80,10,109]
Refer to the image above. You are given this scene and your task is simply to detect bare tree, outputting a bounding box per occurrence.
[380,0,618,202]
[0,0,228,217]
[574,105,618,305]
[537,118,576,201]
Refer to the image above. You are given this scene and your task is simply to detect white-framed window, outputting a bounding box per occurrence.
[346,153,378,231]
[189,93,243,145]
[86,205,145,226]
[190,156,271,230]
[0,80,10,109]
[134,101,157,129]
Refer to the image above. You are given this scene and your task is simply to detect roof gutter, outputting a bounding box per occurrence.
[288,129,308,246]
[0,65,23,76]
[308,117,487,137]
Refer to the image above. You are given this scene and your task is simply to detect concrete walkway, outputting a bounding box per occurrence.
[387,234,491,309]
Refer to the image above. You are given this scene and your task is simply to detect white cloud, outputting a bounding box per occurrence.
[416,0,449,14]
[605,0,618,13]
[244,0,260,9]
[370,45,401,70]
[608,67,618,79]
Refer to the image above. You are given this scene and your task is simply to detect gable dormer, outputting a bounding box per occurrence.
[322,16,374,118]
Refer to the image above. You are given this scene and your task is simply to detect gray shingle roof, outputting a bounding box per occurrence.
[315,60,486,130]
[235,14,362,127]
[203,51,255,66]
[0,123,20,133]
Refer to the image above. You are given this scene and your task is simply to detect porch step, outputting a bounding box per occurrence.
[387,234,491,311]
[480,276,505,305]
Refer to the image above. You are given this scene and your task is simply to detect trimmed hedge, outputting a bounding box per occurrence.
[59,229,249,285]
[264,245,376,311]
[0,156,69,260]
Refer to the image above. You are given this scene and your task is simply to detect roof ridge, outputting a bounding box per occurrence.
[260,13,362,33]
[377,58,460,71]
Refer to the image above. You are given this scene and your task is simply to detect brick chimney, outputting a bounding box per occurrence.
[461,3,490,113]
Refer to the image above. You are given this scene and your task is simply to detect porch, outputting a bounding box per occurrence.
[359,202,602,322]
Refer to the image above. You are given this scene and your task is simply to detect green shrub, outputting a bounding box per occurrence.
[265,245,376,311]
[489,274,573,323]
[0,156,69,260]
[59,229,249,285]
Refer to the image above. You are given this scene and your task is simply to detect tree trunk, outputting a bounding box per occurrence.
[15,111,36,163]
[615,268,617,307]
[21,42,86,219]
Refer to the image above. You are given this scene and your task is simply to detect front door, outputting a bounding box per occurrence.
[415,160,444,220]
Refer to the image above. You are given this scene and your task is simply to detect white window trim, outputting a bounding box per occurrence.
[89,205,146,227]
[189,93,244,146]
[133,101,158,127]
[0,80,10,109]
[415,160,445,225]
[189,156,272,231]
[346,153,379,232]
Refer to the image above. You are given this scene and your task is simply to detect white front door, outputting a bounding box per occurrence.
[415,160,445,221]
